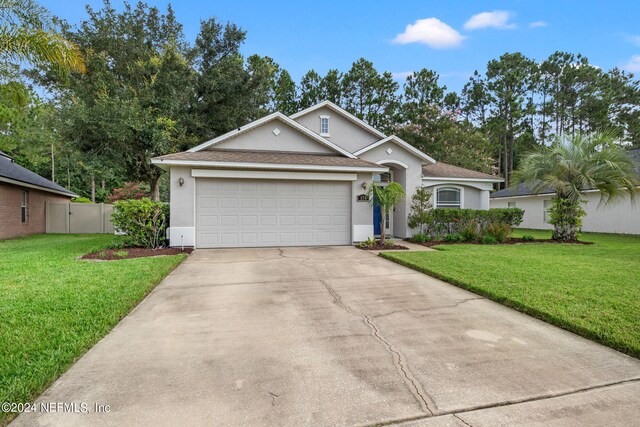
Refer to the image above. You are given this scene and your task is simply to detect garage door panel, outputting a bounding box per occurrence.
[197,178,350,248]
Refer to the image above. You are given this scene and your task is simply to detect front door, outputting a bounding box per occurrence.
[373,204,391,236]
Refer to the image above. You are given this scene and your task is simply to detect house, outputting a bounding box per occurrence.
[490,148,640,235]
[152,101,502,248]
[0,151,76,240]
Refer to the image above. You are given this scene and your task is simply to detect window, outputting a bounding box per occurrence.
[543,199,551,223]
[436,187,461,208]
[319,115,330,136]
[373,172,392,183]
[508,202,516,208]
[21,191,28,223]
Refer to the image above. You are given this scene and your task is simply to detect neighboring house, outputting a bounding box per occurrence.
[490,148,640,235]
[153,101,502,248]
[0,151,76,240]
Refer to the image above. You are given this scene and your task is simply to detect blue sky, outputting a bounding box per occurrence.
[42,0,640,92]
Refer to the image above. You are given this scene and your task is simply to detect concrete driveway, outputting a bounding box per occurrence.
[13,246,640,426]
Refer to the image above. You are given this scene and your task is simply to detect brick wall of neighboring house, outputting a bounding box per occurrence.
[0,182,71,240]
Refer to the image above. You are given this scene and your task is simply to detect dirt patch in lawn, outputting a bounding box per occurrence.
[357,243,409,250]
[82,247,194,261]
[409,237,594,247]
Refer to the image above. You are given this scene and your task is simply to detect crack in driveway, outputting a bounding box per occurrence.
[372,297,484,319]
[320,280,436,415]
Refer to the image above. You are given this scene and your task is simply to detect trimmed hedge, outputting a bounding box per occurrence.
[419,208,524,241]
[111,198,169,249]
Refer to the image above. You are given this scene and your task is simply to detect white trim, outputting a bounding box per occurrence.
[0,176,76,197]
[191,169,357,181]
[376,159,409,169]
[353,135,436,164]
[290,100,387,139]
[423,176,503,183]
[152,158,388,173]
[353,224,374,242]
[435,185,464,209]
[187,112,356,158]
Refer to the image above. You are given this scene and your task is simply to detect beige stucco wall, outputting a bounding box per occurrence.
[490,191,640,234]
[167,166,376,246]
[168,166,196,246]
[293,106,380,153]
[351,172,375,242]
[422,181,492,211]
[358,142,423,238]
[213,118,334,154]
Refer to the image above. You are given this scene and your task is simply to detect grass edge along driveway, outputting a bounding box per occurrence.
[381,230,640,359]
[0,234,187,426]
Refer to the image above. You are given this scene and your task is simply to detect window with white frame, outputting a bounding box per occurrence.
[319,115,330,136]
[543,199,551,223]
[21,191,28,223]
[436,187,461,208]
[508,202,516,208]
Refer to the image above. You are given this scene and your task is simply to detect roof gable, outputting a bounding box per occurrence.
[188,112,356,158]
[290,101,386,140]
[353,135,436,164]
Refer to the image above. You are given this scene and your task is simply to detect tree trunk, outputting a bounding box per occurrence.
[51,143,55,183]
[151,176,161,201]
[379,209,386,244]
[503,134,509,187]
[91,176,96,203]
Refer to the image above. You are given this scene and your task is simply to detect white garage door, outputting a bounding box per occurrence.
[196,179,351,248]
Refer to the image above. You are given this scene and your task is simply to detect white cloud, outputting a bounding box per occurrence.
[393,18,466,48]
[464,11,516,30]
[391,71,414,80]
[529,21,548,28]
[623,55,640,72]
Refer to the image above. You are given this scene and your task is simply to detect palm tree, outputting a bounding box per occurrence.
[513,132,639,241]
[366,182,405,244]
[0,0,85,75]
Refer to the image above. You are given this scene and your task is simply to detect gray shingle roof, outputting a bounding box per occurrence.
[422,162,502,180]
[153,149,386,169]
[491,148,640,199]
[0,151,76,196]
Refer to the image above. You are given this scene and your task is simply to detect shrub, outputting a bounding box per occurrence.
[444,233,464,243]
[407,187,433,234]
[483,222,512,243]
[460,220,480,242]
[482,235,498,244]
[383,239,396,248]
[111,198,169,249]
[521,234,535,242]
[104,236,134,249]
[422,208,524,240]
[548,197,586,241]
[411,232,430,243]
[356,237,377,249]
[107,182,150,203]
[71,196,92,203]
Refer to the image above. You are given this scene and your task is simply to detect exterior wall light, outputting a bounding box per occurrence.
[178,177,185,187]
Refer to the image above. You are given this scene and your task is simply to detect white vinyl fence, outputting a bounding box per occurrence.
[46,202,115,234]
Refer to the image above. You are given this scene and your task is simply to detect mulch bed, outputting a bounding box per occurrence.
[82,247,194,261]
[409,237,594,247]
[357,243,409,250]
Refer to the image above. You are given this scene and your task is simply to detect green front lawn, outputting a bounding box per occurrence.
[382,230,640,357]
[0,234,187,424]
